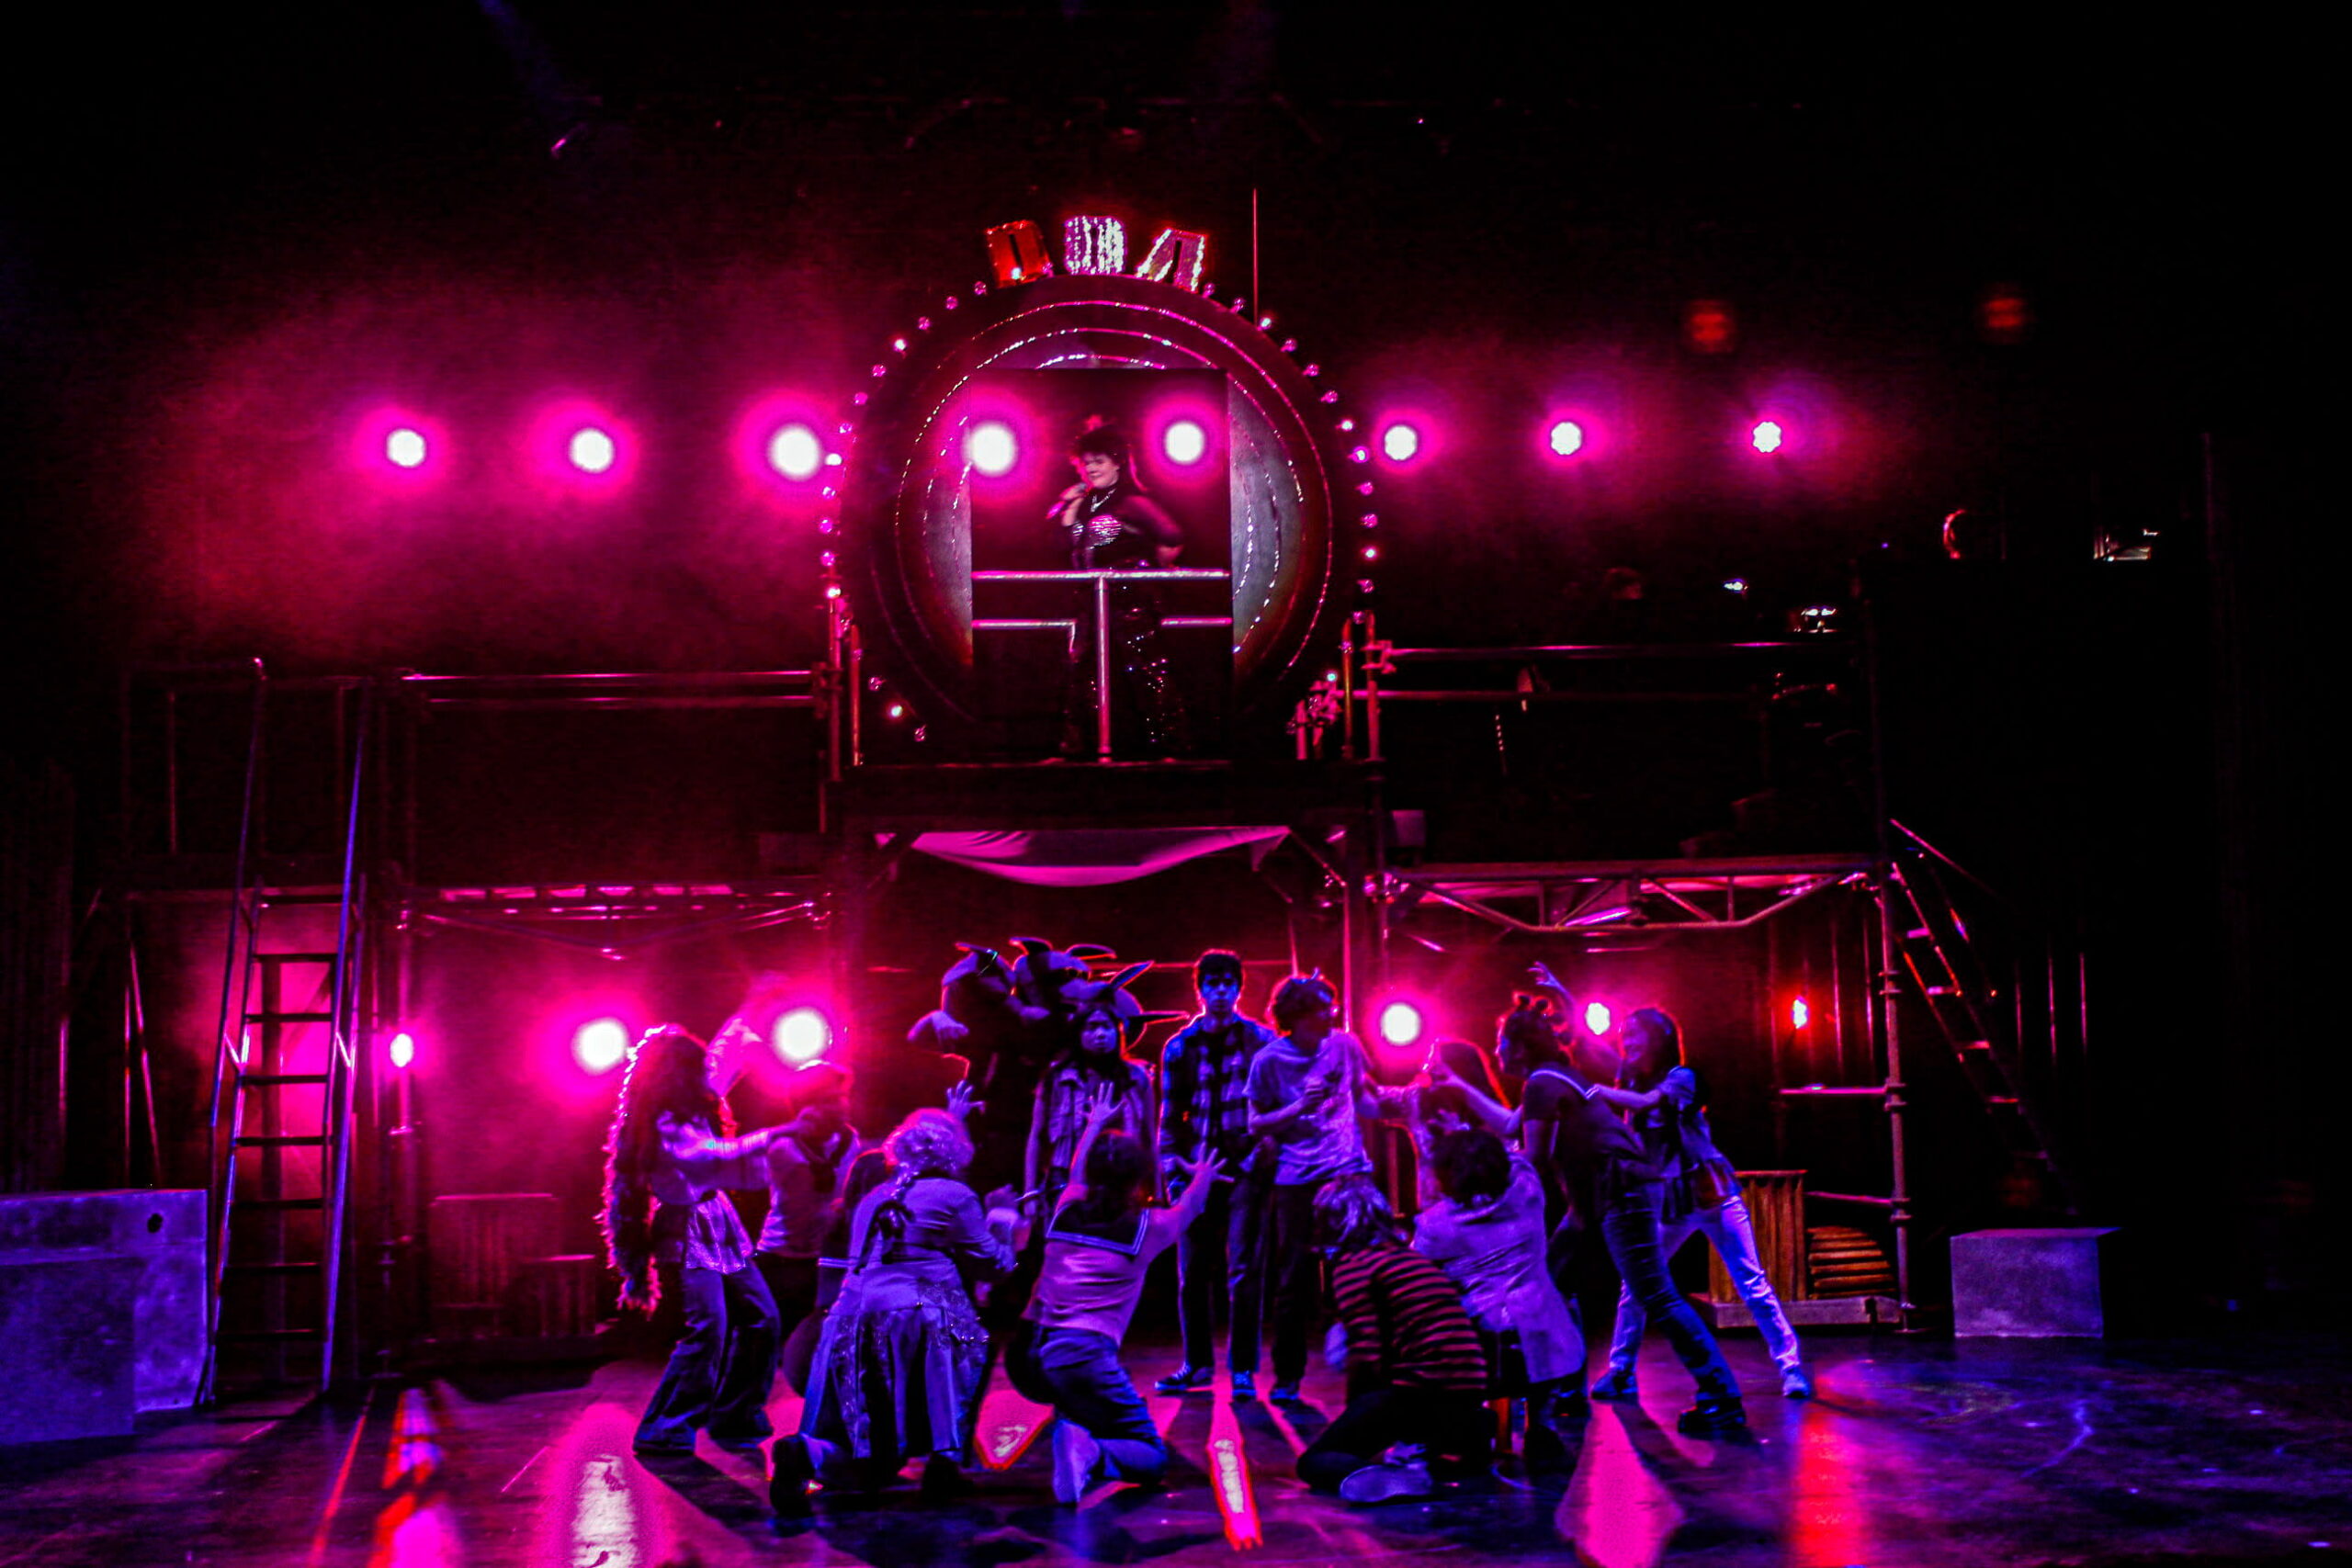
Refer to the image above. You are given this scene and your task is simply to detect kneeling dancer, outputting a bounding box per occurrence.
[1299,1177,1495,1504]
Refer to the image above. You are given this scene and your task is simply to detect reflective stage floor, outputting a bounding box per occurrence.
[4,1331,2346,1567]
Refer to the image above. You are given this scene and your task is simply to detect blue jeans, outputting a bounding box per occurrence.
[1606,1194,1803,1377]
[1031,1327,1169,1484]
[1176,1168,1270,1373]
[1597,1184,1740,1404]
[637,1263,781,1449]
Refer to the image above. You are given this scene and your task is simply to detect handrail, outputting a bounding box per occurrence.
[1888,817,2013,908]
[1379,640,1834,662]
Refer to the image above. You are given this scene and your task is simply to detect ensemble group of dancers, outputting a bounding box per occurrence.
[598,940,1811,1519]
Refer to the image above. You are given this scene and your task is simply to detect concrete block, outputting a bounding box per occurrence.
[1951,1227,2118,1337]
[0,1253,141,1440]
[0,1190,208,1410]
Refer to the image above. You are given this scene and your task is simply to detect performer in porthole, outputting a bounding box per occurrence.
[1051,419,1190,759]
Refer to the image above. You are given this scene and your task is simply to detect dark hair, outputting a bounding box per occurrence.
[600,1024,732,1310]
[1623,1007,1684,1089]
[1194,949,1244,988]
[1063,1131,1153,1233]
[1429,1037,1504,1100]
[1414,1080,1471,1127]
[1429,1128,1512,1207]
[1313,1175,1396,1255]
[1071,420,1133,470]
[1496,994,1565,1069]
[1272,974,1338,1032]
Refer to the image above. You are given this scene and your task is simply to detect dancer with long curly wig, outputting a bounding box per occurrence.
[601,1018,790,1457]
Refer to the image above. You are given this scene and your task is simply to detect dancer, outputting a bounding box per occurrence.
[1025,971,1158,1210]
[1412,1127,1584,1458]
[600,1019,788,1457]
[1595,1006,1812,1401]
[753,1061,862,1369]
[1299,1176,1494,1503]
[773,1107,1019,1514]
[1245,974,1392,1404]
[1050,420,1189,757]
[1014,1088,1225,1502]
[1153,950,1276,1395]
[1451,989,1748,1436]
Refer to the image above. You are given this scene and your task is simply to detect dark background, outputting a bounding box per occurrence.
[0,7,2324,1323]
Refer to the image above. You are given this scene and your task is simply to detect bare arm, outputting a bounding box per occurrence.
[1589,1083,1663,1112]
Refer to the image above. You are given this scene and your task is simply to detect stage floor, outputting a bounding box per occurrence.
[3,1331,2346,1567]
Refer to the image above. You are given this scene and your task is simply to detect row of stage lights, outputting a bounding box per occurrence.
[356,408,1799,486]
[1371,995,1815,1051]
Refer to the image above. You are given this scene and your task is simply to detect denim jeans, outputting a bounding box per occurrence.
[1605,1193,1803,1376]
[1262,1182,1324,1382]
[636,1262,781,1449]
[1297,1385,1493,1491]
[1176,1168,1270,1373]
[1596,1183,1740,1404]
[1032,1327,1169,1484]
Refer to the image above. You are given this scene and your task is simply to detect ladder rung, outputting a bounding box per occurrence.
[1986,1095,2020,1105]
[260,891,346,906]
[246,1010,334,1025]
[242,1073,329,1087]
[1923,986,1961,997]
[1904,927,1932,941]
[233,1134,328,1147]
[237,1197,324,1211]
[255,951,342,964]
[226,1261,321,1275]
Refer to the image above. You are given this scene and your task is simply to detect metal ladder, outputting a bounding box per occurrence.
[1886,829,2081,1214]
[200,669,372,1398]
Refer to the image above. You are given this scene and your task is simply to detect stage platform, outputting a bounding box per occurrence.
[3,1331,2344,1567]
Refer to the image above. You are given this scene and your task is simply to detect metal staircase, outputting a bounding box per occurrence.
[1887,823,2082,1214]
[200,669,372,1398]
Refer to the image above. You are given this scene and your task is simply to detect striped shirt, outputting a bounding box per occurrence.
[1329,1244,1488,1395]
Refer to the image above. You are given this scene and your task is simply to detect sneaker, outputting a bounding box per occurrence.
[1269,1382,1304,1405]
[1780,1366,1815,1400]
[769,1436,814,1519]
[1338,1460,1437,1505]
[919,1454,971,1500]
[1051,1419,1102,1505]
[1674,1397,1748,1438]
[1229,1371,1259,1403]
[1589,1366,1639,1403]
[1154,1364,1215,1395]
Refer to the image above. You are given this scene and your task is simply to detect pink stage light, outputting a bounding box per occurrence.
[568,425,617,474]
[1583,1001,1612,1037]
[388,1031,416,1070]
[1792,997,1810,1031]
[765,423,824,481]
[1751,419,1786,454]
[967,421,1019,477]
[1548,420,1586,457]
[769,1006,833,1066]
[1377,1000,1426,1048]
[354,409,445,480]
[1162,419,1207,466]
[1380,423,1420,463]
[573,1018,630,1075]
[386,428,428,469]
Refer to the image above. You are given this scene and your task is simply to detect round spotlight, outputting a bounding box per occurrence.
[765,423,823,481]
[1791,997,1810,1031]
[1583,1001,1612,1037]
[1378,1001,1425,1048]
[573,1017,629,1074]
[1750,420,1785,455]
[1547,421,1585,457]
[569,426,617,474]
[1163,419,1207,466]
[388,1031,416,1070]
[385,428,428,469]
[967,421,1018,477]
[1380,423,1420,463]
[772,1007,832,1066]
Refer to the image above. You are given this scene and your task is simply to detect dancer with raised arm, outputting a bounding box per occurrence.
[1154,950,1276,1396]
[753,1060,861,1367]
[1013,1087,1225,1502]
[1594,1005,1813,1401]
[601,1010,790,1459]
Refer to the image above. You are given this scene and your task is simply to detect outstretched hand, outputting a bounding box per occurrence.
[1529,962,1569,997]
[1080,1083,1124,1133]
[1184,1150,1227,1192]
[617,1280,657,1317]
[945,1082,979,1122]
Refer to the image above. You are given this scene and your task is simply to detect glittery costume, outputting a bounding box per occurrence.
[1055,479,1189,756]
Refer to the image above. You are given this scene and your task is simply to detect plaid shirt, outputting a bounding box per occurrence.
[1159,1014,1275,1169]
